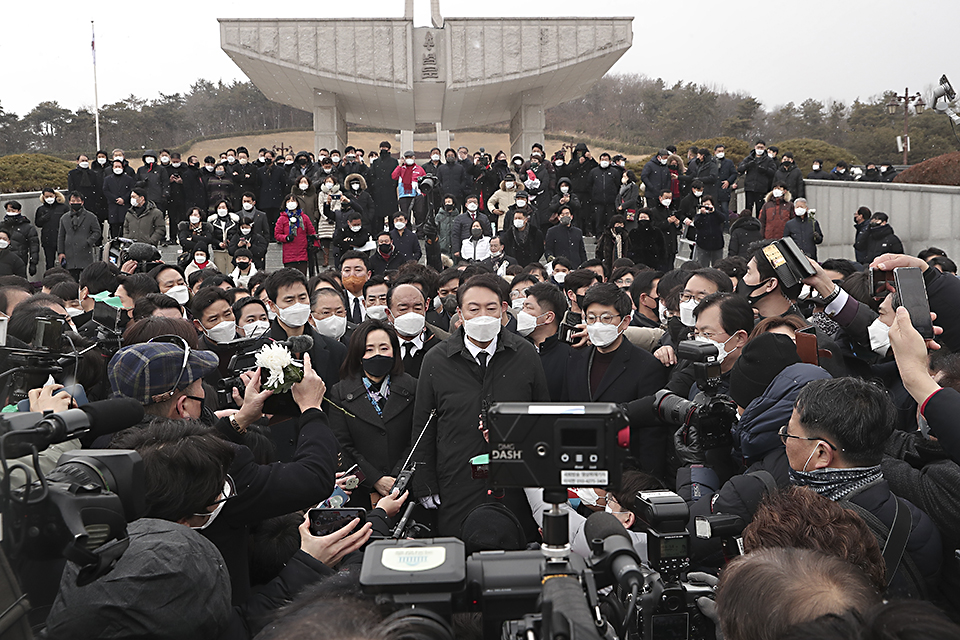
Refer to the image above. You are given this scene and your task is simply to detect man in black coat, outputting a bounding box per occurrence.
[687,148,719,199]
[257,152,288,231]
[67,154,103,221]
[1,201,39,276]
[587,153,621,234]
[855,212,904,263]
[437,149,469,205]
[263,268,346,389]
[135,150,170,211]
[35,188,70,269]
[522,281,572,402]
[641,150,673,210]
[563,284,668,469]
[501,207,544,266]
[387,283,448,378]
[568,143,598,234]
[737,141,777,215]
[772,152,804,199]
[714,144,738,217]
[853,206,872,264]
[411,274,549,537]
[806,158,832,181]
[369,142,400,224]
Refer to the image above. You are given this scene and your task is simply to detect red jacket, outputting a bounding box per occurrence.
[275,209,317,262]
[759,197,795,240]
[391,163,426,190]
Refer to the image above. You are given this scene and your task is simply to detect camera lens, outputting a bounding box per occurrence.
[656,393,697,426]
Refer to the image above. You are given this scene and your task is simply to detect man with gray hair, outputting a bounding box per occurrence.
[782,197,823,260]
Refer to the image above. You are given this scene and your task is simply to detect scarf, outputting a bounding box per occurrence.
[789,465,883,501]
[363,375,391,416]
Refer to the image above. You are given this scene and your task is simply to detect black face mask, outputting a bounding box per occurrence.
[236,261,250,270]
[379,244,393,254]
[471,228,483,238]
[442,294,458,316]
[362,354,395,379]
[637,220,651,230]
[736,277,773,306]
[575,294,586,309]
[70,202,83,211]
[381,149,391,156]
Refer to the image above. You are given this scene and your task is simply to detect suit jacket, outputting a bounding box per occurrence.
[328,373,417,491]
[267,321,346,390]
[563,338,667,403]
[400,324,447,378]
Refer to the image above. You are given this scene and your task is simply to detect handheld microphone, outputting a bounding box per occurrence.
[273,334,313,355]
[584,511,645,591]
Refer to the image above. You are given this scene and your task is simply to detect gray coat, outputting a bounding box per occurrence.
[123,200,166,245]
[57,207,102,269]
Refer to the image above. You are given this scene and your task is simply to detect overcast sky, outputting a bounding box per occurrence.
[2,0,952,118]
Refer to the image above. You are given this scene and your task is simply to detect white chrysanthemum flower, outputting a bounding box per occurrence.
[256,343,293,371]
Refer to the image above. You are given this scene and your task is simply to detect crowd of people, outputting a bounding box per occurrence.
[0,136,956,640]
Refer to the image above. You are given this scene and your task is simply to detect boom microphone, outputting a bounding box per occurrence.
[274,334,313,355]
[584,511,644,591]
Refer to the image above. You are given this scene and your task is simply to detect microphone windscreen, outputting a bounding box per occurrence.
[584,510,632,544]
[80,398,145,437]
[287,334,314,354]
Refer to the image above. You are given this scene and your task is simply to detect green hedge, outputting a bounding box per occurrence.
[0,154,72,193]
[772,138,860,173]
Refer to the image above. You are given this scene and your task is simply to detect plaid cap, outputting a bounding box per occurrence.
[109,342,219,404]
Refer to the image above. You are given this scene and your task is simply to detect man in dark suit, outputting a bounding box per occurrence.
[563,283,668,473]
[263,268,346,390]
[387,283,447,378]
[521,281,572,402]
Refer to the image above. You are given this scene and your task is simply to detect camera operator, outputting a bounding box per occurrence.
[115,272,160,322]
[42,419,368,640]
[106,339,342,603]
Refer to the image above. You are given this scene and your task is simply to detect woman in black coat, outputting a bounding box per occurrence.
[0,229,26,277]
[328,319,416,509]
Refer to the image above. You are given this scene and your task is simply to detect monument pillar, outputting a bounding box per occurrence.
[435,123,451,151]
[313,92,348,154]
[400,130,414,154]
[509,88,545,159]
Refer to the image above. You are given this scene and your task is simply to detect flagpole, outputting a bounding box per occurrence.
[91,21,101,151]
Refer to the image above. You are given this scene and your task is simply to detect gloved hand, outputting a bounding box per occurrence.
[417,494,441,510]
[674,424,707,467]
[688,572,721,640]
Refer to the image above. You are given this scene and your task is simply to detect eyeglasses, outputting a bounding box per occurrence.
[585,313,621,325]
[679,292,707,304]
[194,475,237,517]
[148,334,192,403]
[778,425,842,451]
[693,330,725,342]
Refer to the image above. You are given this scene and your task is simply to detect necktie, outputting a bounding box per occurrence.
[477,351,488,378]
[352,297,362,324]
[402,342,415,360]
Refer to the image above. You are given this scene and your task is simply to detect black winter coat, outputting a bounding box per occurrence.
[727,216,762,258]
[266,321,345,390]
[716,157,738,201]
[229,164,261,207]
[536,333,573,402]
[544,223,587,265]
[0,215,39,269]
[563,339,667,404]
[182,166,208,211]
[369,153,400,220]
[67,167,103,210]
[628,223,667,270]
[772,162,804,199]
[501,223,544,266]
[806,169,832,180]
[227,228,268,262]
[179,221,215,255]
[567,149,598,195]
[688,156,719,198]
[35,201,69,248]
[411,327,549,536]
[596,228,630,272]
[136,163,169,205]
[693,206,725,251]
[588,165,620,205]
[783,215,822,260]
[329,374,417,492]
[854,220,871,263]
[370,248,406,275]
[437,160,469,202]
[737,151,777,192]
[256,164,287,209]
[102,172,136,226]
[855,223,904,263]
[0,248,25,277]
[641,158,672,201]
[451,212,492,250]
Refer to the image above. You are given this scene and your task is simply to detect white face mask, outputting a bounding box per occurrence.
[516,310,544,337]
[277,302,311,327]
[573,487,602,507]
[44,197,55,204]
[553,271,566,284]
[171,162,181,168]
[511,298,525,310]
[191,479,232,530]
[195,255,207,264]
[114,156,124,162]
[768,152,776,159]
[658,301,670,325]
[352,183,361,191]
[243,319,271,339]
[560,185,569,194]
[205,320,237,343]
[505,182,515,190]
[513,218,525,229]
[661,199,672,208]
[659,157,668,165]
[431,154,440,162]
[97,157,107,165]
[694,334,735,363]
[795,208,807,216]
[393,312,425,337]
[366,305,388,321]
[868,318,891,356]
[515,200,527,208]
[586,322,621,348]
[314,314,347,340]
[395,221,406,230]
[160,156,170,164]
[217,208,228,216]
[715,152,724,159]
[242,202,254,211]
[349,225,362,232]
[331,156,340,163]
[189,215,201,224]
[130,197,139,207]
[144,157,155,165]
[285,160,294,166]
[79,161,90,169]
[238,158,247,165]
[693,190,703,198]
[466,202,478,212]
[113,167,124,175]
[462,314,501,342]
[0,240,9,250]
[66,306,85,318]
[299,183,309,191]
[166,285,190,305]
[405,158,415,165]
[813,164,821,171]
[772,189,784,198]
[286,201,298,211]
[226,155,235,163]
[555,160,564,167]
[600,160,610,169]
[679,298,699,327]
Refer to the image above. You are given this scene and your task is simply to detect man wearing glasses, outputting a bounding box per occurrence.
[782,377,941,597]
[563,283,667,475]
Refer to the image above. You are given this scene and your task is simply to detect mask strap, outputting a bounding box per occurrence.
[802,443,823,472]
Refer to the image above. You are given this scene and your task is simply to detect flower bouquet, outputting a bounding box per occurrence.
[255,342,303,394]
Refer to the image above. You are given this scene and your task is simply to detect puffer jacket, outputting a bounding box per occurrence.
[342,173,376,232]
[275,208,317,263]
[758,189,795,240]
[727,216,763,258]
[435,199,461,256]
[35,190,69,248]
[0,214,39,270]
[486,176,519,226]
[783,214,823,260]
[588,164,620,205]
[123,199,166,245]
[135,151,170,205]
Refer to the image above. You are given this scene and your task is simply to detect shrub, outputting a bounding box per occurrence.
[893,152,960,186]
[0,154,72,193]
[771,139,860,173]
[674,137,752,162]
